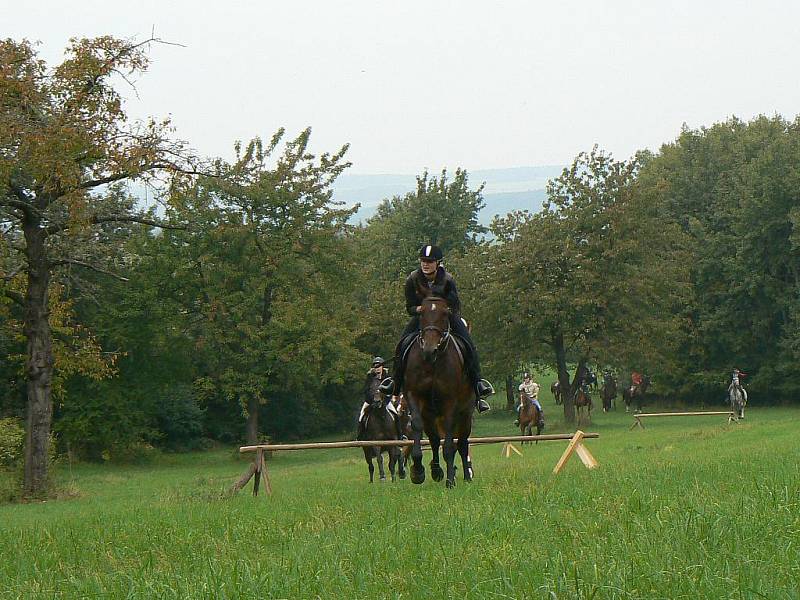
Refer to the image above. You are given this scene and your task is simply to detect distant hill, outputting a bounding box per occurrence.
[333,165,562,225]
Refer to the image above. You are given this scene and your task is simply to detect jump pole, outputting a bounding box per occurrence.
[630,411,737,430]
[234,432,600,496]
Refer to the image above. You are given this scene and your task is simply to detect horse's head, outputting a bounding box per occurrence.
[418,296,451,363]
[369,388,387,412]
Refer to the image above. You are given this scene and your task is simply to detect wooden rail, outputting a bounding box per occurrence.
[239,432,599,453]
[631,411,736,429]
[234,431,601,496]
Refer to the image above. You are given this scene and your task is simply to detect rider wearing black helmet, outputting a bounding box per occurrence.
[357,356,402,439]
[380,244,494,412]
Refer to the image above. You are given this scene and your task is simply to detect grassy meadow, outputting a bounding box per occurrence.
[1,389,799,599]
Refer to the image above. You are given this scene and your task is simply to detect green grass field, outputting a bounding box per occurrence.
[1,398,799,599]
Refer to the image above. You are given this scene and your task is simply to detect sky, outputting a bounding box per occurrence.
[7,0,800,174]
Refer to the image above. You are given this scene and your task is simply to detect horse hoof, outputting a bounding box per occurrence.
[446,479,455,489]
[431,464,444,481]
[410,466,425,485]
[398,470,406,480]
[380,477,386,482]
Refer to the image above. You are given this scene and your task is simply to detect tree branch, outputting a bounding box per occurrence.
[3,288,24,306]
[45,214,186,236]
[50,259,129,282]
[1,265,25,281]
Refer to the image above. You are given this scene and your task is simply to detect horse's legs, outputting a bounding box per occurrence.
[457,436,471,483]
[388,447,397,483]
[377,450,386,481]
[442,414,457,489]
[429,431,444,482]
[407,396,425,485]
[365,449,374,483]
[396,446,406,480]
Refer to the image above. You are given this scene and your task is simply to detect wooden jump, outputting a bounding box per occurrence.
[630,411,737,430]
[239,432,599,453]
[234,431,600,496]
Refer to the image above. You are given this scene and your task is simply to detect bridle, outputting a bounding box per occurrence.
[418,322,451,360]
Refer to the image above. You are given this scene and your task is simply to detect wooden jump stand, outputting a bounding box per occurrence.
[630,411,737,430]
[234,431,600,496]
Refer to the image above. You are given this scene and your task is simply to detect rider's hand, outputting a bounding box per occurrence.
[416,306,422,313]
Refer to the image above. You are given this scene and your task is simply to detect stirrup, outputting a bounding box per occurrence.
[476,398,491,413]
[378,377,394,395]
[476,379,494,398]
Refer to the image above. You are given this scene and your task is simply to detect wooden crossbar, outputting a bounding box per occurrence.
[239,432,599,453]
[631,411,736,429]
[234,431,601,496]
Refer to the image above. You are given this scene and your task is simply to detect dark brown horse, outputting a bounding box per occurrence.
[359,388,404,482]
[404,296,474,488]
[518,392,543,441]
[551,380,564,405]
[574,384,592,423]
[622,375,651,413]
[601,372,617,412]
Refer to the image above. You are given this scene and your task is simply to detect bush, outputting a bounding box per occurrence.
[0,417,25,467]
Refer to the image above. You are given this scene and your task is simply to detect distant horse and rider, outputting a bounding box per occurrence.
[515,372,544,440]
[573,380,593,424]
[357,387,405,482]
[622,372,651,413]
[601,371,617,412]
[728,368,747,420]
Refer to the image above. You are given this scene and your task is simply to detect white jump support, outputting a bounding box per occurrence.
[631,411,736,430]
[235,431,600,496]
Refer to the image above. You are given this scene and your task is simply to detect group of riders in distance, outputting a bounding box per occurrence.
[355,243,750,485]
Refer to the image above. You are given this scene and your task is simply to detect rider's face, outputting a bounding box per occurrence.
[420,259,437,276]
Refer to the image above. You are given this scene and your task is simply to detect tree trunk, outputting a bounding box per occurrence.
[246,396,259,445]
[23,227,54,497]
[553,332,575,423]
[505,374,515,410]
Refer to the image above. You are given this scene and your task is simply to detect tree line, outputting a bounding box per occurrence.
[2,37,799,496]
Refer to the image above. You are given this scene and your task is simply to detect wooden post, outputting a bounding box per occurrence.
[552,430,599,474]
[630,416,644,430]
[501,442,523,457]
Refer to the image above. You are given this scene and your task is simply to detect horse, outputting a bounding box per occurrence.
[404,296,475,488]
[601,372,617,412]
[622,375,651,413]
[517,392,543,441]
[551,380,564,405]
[359,388,405,482]
[574,384,592,424]
[729,384,747,420]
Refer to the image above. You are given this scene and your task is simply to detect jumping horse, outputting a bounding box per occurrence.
[403,296,474,488]
[359,388,405,482]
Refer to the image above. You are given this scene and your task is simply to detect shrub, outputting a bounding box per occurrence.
[0,418,25,467]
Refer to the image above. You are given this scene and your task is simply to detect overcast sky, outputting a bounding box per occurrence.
[7,1,800,174]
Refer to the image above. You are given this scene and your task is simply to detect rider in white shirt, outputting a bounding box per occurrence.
[514,372,544,426]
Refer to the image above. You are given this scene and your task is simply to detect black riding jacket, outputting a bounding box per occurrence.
[404,267,461,317]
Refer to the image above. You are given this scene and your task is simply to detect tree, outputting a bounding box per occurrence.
[466,148,689,422]
[0,37,198,495]
[168,131,365,444]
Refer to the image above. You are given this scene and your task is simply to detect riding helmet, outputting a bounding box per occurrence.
[419,244,443,261]
[372,356,385,366]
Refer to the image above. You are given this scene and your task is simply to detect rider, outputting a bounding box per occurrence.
[514,372,544,426]
[379,244,494,413]
[729,367,748,402]
[631,371,643,388]
[357,356,402,440]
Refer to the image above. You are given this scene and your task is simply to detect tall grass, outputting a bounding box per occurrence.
[1,402,798,599]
